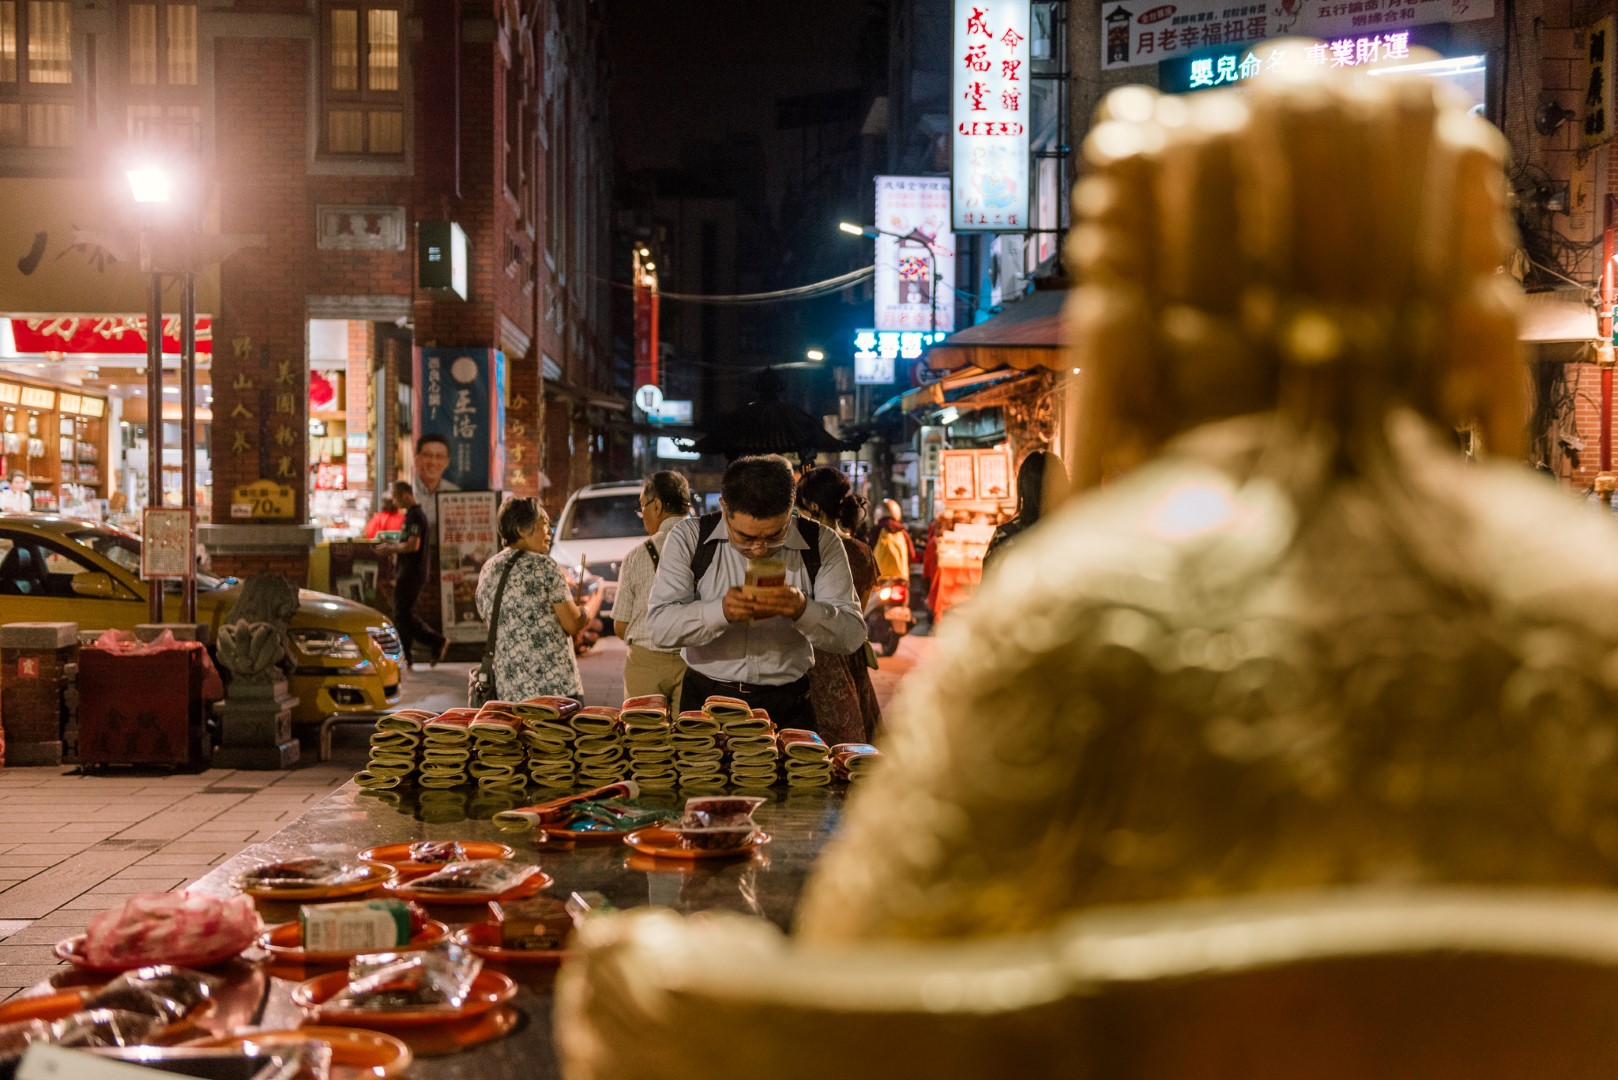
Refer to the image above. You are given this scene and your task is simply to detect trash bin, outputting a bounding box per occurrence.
[77,631,215,769]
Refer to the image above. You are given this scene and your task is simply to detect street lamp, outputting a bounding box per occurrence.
[838,221,940,342]
[806,349,825,362]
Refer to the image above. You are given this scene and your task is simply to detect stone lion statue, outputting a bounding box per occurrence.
[216,574,299,682]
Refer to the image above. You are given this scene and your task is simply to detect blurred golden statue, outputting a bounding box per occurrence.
[557,63,1618,1080]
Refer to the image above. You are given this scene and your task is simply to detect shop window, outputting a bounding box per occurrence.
[123,2,200,151]
[322,2,403,156]
[0,1,75,149]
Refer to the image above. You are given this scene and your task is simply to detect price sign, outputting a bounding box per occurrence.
[231,479,296,520]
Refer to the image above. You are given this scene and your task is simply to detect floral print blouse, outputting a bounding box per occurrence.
[475,546,583,700]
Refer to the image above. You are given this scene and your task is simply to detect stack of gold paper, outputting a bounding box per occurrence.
[355,708,433,789]
[419,708,476,789]
[621,695,678,790]
[673,709,726,790]
[516,696,581,789]
[830,742,881,782]
[779,729,833,787]
[574,705,628,784]
[469,701,528,793]
[725,707,780,789]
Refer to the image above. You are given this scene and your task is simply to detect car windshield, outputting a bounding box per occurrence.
[67,527,231,591]
[560,494,642,540]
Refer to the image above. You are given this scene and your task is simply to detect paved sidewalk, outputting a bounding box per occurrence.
[0,635,935,999]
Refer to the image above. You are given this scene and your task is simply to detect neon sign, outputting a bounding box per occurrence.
[854,329,948,386]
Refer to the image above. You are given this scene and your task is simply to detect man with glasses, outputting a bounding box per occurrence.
[642,455,865,732]
[610,471,693,711]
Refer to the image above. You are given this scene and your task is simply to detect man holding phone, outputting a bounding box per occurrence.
[641,455,864,732]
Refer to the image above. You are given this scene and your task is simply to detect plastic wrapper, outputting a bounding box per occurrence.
[237,858,367,890]
[93,1040,333,1080]
[559,799,675,833]
[49,1008,165,1049]
[683,797,765,827]
[493,898,573,950]
[83,892,260,970]
[403,860,539,895]
[406,841,464,865]
[83,965,218,1023]
[0,1019,54,1076]
[491,781,641,830]
[332,944,482,1011]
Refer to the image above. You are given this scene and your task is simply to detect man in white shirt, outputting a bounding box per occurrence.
[411,434,461,533]
[610,471,692,711]
[642,455,865,732]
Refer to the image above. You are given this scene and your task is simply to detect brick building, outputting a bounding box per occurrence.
[1073,0,1618,490]
[0,0,621,582]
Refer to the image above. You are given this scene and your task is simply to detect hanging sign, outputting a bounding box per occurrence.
[1101,0,1493,72]
[1585,14,1615,148]
[412,347,507,491]
[874,177,957,333]
[230,479,296,519]
[952,0,1031,231]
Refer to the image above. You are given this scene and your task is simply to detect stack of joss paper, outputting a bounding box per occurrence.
[722,706,780,789]
[831,742,881,782]
[420,708,477,788]
[672,709,727,790]
[515,696,581,789]
[355,708,433,788]
[573,705,627,785]
[779,728,833,787]
[620,695,678,790]
[469,701,528,793]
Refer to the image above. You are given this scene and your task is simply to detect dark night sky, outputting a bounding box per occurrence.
[604,0,878,172]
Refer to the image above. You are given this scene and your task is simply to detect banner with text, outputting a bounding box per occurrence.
[874,177,957,333]
[952,0,1031,231]
[437,490,500,644]
[1100,0,1494,71]
[411,347,507,492]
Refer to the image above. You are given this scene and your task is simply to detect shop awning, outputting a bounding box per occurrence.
[1519,287,1598,344]
[926,287,1068,374]
[890,365,1034,415]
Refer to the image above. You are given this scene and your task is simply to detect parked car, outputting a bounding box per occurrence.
[547,482,650,614]
[0,515,402,727]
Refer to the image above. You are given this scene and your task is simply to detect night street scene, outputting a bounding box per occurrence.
[2,0,1618,1076]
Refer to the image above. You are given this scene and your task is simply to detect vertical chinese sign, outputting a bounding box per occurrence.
[874,177,957,334]
[411,348,507,491]
[437,490,500,642]
[952,0,1030,232]
[634,275,660,390]
[1585,14,1615,149]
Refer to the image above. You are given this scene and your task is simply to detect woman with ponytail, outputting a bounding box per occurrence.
[795,467,882,744]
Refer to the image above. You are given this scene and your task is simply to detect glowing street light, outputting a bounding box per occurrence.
[806,349,825,362]
[126,165,172,204]
[838,221,871,237]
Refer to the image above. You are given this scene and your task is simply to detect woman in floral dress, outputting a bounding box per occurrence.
[476,496,596,701]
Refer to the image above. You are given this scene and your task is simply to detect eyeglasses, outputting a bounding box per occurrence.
[729,521,791,551]
[635,499,654,519]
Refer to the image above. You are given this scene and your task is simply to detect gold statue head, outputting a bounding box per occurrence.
[1065,58,1524,487]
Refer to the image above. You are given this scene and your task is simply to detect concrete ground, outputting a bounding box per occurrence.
[0,633,932,998]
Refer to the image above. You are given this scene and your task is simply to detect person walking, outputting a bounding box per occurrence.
[610,471,692,712]
[983,451,1067,572]
[642,454,865,732]
[796,467,883,745]
[475,496,596,701]
[376,480,448,669]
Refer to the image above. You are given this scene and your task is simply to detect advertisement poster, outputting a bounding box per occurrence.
[437,491,500,643]
[141,509,195,578]
[411,347,507,491]
[1100,0,1494,71]
[873,177,957,334]
[952,0,1031,231]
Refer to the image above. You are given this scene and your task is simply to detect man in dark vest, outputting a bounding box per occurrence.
[642,454,864,732]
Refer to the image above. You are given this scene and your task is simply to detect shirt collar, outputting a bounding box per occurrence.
[655,517,680,538]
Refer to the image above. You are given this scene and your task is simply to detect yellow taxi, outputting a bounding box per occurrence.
[0,515,402,727]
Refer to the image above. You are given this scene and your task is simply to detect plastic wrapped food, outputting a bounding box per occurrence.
[300,900,422,953]
[237,858,367,890]
[332,945,482,1011]
[403,860,539,895]
[683,797,766,827]
[50,1008,165,1049]
[493,898,573,950]
[0,1019,54,1072]
[82,893,259,970]
[95,1040,333,1080]
[491,781,642,830]
[559,799,674,832]
[406,841,464,865]
[83,965,218,1023]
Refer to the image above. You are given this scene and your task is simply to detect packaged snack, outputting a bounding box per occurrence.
[406,841,464,865]
[491,781,641,830]
[684,796,766,826]
[673,825,758,850]
[83,965,218,1023]
[92,1041,334,1080]
[238,858,365,890]
[492,898,573,951]
[0,1019,55,1070]
[300,900,418,954]
[83,893,259,971]
[333,945,482,1011]
[403,860,539,895]
[50,1008,165,1049]
[562,799,675,832]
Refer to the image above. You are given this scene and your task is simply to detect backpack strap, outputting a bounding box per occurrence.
[643,537,660,570]
[688,510,823,593]
[688,510,724,584]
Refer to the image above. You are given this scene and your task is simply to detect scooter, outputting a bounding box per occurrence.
[865,576,915,657]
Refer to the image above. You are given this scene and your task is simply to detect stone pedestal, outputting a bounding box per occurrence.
[1,622,78,767]
[213,675,301,770]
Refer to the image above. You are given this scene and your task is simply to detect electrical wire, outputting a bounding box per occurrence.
[599,265,876,305]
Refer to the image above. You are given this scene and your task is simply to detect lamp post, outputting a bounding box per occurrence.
[128,162,200,625]
[839,221,940,342]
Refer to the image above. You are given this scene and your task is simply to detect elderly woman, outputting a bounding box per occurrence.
[476,496,596,701]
